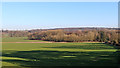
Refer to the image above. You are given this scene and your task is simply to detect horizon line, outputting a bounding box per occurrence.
[2,26,119,31]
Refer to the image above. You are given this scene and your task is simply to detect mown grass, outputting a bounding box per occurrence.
[2,42,120,67]
[1,37,120,67]
[2,43,117,51]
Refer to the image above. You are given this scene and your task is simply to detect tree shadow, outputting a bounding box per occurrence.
[2,50,119,67]
[113,46,120,67]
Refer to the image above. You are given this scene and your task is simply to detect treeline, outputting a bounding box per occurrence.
[2,30,28,37]
[2,28,120,46]
[28,29,120,46]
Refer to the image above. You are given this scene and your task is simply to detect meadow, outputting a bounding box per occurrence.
[1,37,120,68]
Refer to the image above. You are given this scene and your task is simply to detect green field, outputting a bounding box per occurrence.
[1,37,120,67]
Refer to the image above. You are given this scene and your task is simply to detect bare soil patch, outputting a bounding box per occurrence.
[1,41,101,43]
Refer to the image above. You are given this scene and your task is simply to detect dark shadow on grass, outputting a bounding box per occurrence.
[44,45,115,49]
[2,50,120,67]
[113,46,120,67]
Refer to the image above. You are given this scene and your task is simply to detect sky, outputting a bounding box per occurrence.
[2,2,118,30]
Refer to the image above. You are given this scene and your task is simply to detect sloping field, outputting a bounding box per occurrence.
[1,37,119,67]
[2,42,120,67]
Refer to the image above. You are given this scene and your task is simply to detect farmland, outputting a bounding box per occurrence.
[2,2,120,68]
[1,37,120,67]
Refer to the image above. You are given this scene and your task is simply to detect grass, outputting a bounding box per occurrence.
[2,43,117,51]
[1,37,120,67]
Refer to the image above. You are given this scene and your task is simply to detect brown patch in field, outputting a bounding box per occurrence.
[0,42,67,43]
[0,41,101,43]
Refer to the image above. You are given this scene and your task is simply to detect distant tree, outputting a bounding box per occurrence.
[98,31,107,42]
[26,28,119,46]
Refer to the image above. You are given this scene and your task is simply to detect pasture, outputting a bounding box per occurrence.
[1,37,120,67]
